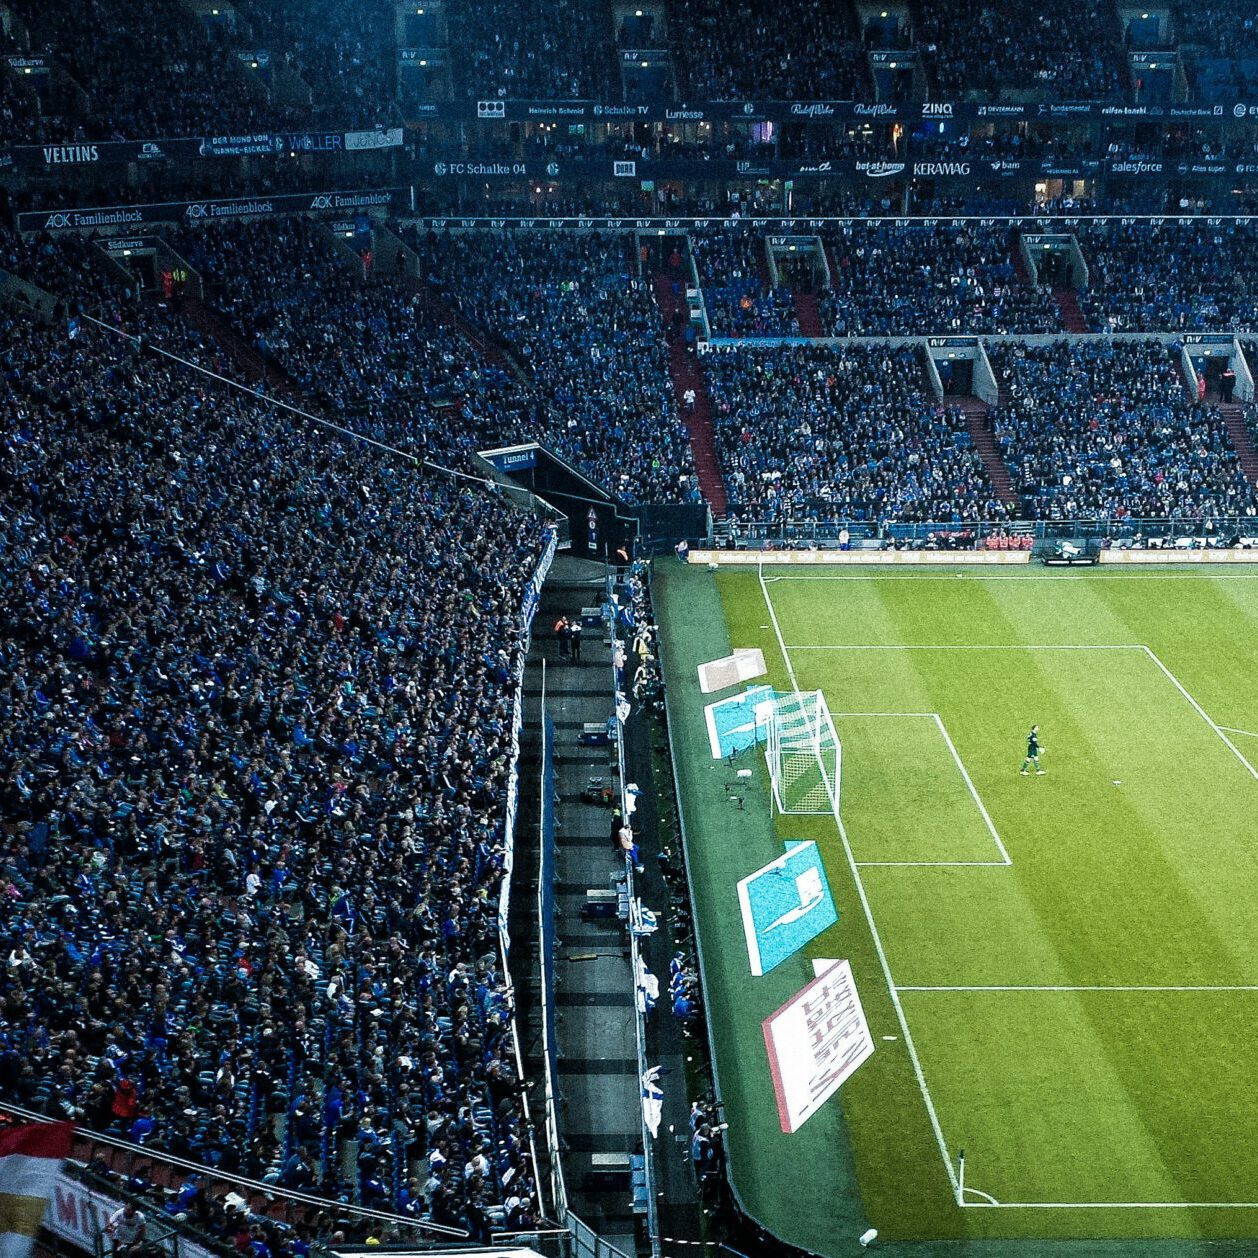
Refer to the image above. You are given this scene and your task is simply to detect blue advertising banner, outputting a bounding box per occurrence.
[704,685,776,759]
[19,187,411,233]
[737,840,839,976]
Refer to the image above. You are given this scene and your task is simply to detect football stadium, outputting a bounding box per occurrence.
[5,2,1258,1258]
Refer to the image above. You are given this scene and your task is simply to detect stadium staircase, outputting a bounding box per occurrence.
[1218,403,1258,483]
[1176,363,1258,480]
[792,290,825,336]
[176,295,301,395]
[951,394,1020,509]
[393,272,523,379]
[652,268,729,516]
[754,240,774,295]
[1053,287,1089,332]
[1012,228,1088,331]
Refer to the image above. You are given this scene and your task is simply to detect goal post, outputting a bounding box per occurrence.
[765,690,842,816]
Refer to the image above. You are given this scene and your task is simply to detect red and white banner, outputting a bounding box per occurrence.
[0,1122,73,1258]
[762,959,875,1133]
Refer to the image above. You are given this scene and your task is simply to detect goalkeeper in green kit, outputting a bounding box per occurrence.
[1020,724,1045,776]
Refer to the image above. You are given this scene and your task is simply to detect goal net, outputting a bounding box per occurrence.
[764,690,841,816]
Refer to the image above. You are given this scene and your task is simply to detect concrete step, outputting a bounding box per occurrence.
[653,267,728,516]
[1052,286,1089,333]
[949,395,1020,510]
[1218,401,1258,483]
[793,289,825,337]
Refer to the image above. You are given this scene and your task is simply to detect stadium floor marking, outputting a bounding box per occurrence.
[1219,725,1258,740]
[758,568,1258,1209]
[896,984,1258,992]
[762,571,1258,582]
[787,642,1144,649]
[969,1202,1258,1209]
[757,566,961,1200]
[837,712,1010,867]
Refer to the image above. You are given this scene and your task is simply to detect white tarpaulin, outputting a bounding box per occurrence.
[697,647,766,693]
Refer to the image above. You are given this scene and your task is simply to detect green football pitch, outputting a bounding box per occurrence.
[653,562,1258,1255]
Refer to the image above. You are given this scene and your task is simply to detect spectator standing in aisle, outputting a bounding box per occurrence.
[555,615,570,658]
[1222,364,1237,402]
[570,617,583,662]
[106,1203,146,1258]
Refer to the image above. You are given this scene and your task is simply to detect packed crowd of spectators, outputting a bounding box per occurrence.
[0,228,121,300]
[0,289,549,1239]
[0,57,74,146]
[409,226,699,503]
[1076,220,1258,332]
[3,0,1258,157]
[818,223,1061,336]
[989,339,1256,518]
[667,0,866,99]
[448,0,615,99]
[2,0,398,140]
[690,233,800,338]
[7,0,266,138]
[227,0,399,129]
[147,219,697,504]
[706,343,1008,521]
[1172,0,1258,58]
[161,218,514,463]
[916,0,1125,99]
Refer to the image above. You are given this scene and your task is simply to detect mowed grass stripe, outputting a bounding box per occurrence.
[902,989,1258,1206]
[1095,576,1258,750]
[837,715,1006,865]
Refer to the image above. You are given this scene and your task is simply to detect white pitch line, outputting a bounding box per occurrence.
[756,585,1258,1206]
[832,711,937,717]
[758,563,960,1199]
[896,984,1258,992]
[787,643,1258,784]
[785,643,1142,650]
[1140,645,1258,782]
[762,572,1258,582]
[856,861,1010,868]
[964,1200,1258,1209]
[837,712,1010,866]
[961,1187,1001,1207]
[933,713,1011,866]
[759,565,800,695]
[1218,725,1258,740]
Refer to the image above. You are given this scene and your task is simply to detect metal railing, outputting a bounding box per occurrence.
[603,571,662,1258]
[707,515,1258,549]
[0,1103,468,1251]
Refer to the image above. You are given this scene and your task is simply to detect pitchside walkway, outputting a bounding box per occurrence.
[514,556,704,1253]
